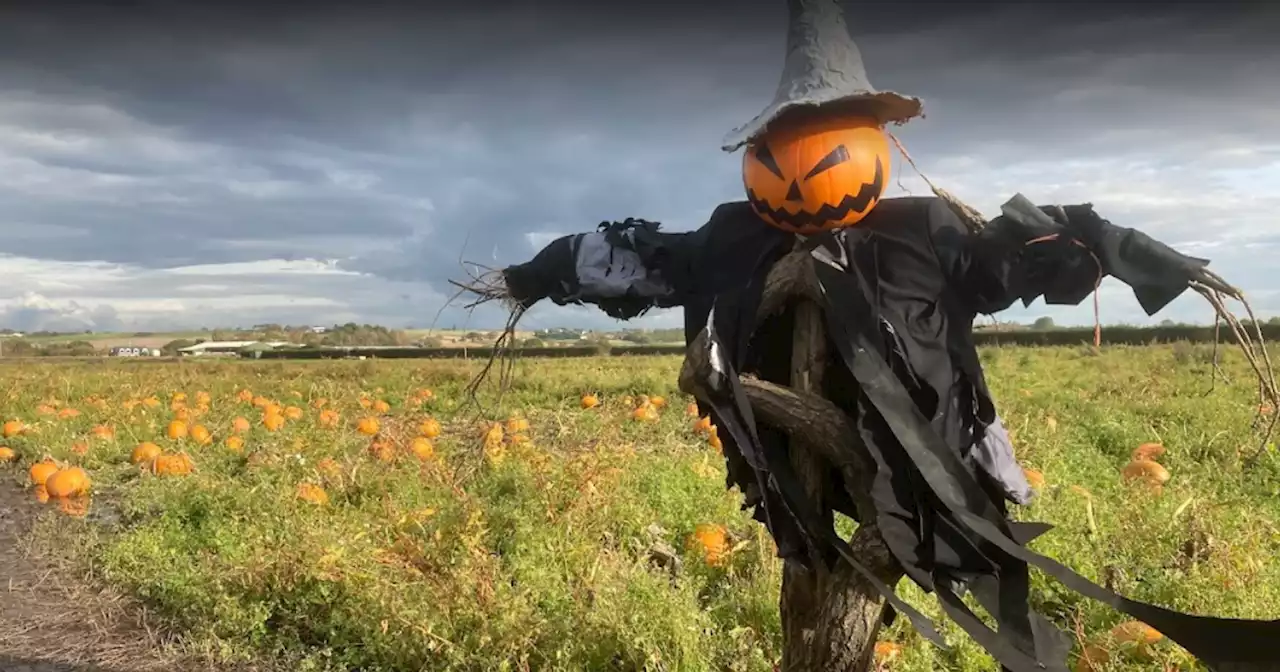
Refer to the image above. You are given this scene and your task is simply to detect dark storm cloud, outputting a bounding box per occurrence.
[0,0,1277,329]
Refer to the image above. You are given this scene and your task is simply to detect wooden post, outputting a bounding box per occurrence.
[679,250,903,672]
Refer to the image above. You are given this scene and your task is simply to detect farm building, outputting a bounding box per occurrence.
[177,340,294,357]
[109,346,161,357]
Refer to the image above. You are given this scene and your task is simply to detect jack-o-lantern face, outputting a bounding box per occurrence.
[742,113,891,234]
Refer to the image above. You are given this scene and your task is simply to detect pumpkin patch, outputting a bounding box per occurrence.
[0,348,1270,671]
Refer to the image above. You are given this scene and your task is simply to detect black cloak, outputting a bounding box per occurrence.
[499,195,1280,671]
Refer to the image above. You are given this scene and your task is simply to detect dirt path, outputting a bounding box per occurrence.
[0,477,217,672]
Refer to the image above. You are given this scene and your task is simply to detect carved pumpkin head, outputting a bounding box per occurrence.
[742,112,891,234]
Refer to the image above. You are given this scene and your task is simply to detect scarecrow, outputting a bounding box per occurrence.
[455,1,1280,669]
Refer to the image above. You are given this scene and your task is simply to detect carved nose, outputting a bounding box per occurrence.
[785,180,803,202]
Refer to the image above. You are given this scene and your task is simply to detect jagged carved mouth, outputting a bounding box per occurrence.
[746,156,884,231]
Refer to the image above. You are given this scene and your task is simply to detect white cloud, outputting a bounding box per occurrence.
[0,254,448,331]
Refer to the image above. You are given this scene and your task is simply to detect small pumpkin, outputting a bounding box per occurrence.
[1131,442,1166,462]
[581,394,600,409]
[873,641,902,664]
[237,389,254,403]
[318,409,340,428]
[316,457,342,479]
[409,437,435,461]
[151,452,194,476]
[505,416,530,434]
[1121,459,1170,488]
[89,424,115,440]
[190,424,212,446]
[686,523,730,567]
[284,405,304,420]
[3,419,26,438]
[263,414,286,432]
[232,416,251,433]
[632,405,659,422]
[295,482,329,505]
[166,419,189,440]
[225,436,245,453]
[356,417,380,436]
[742,111,890,234]
[1109,620,1163,660]
[368,438,395,462]
[1074,643,1110,672]
[57,496,89,518]
[45,467,90,498]
[131,441,163,465]
[372,400,391,414]
[29,459,60,486]
[419,417,442,438]
[0,446,16,463]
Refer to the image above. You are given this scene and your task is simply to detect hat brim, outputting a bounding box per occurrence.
[721,90,923,153]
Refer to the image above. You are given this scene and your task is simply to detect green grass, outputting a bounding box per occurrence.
[1,342,1278,671]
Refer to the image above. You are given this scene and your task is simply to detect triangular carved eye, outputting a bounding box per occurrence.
[754,144,785,179]
[804,144,850,180]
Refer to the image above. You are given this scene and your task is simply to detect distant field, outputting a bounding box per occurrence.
[1,344,1277,670]
[9,329,683,351]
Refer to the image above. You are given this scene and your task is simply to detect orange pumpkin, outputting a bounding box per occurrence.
[2,419,25,438]
[409,437,435,461]
[131,442,163,465]
[263,414,286,432]
[742,112,890,234]
[505,416,530,434]
[166,419,189,440]
[632,405,659,422]
[190,424,212,446]
[284,405,304,420]
[151,452,194,476]
[356,417,380,436]
[419,417,441,438]
[295,482,329,505]
[1121,459,1170,488]
[29,459,59,486]
[225,436,245,453]
[1131,442,1166,462]
[1109,620,1163,660]
[368,438,395,462]
[318,409,340,428]
[581,394,600,409]
[0,446,15,463]
[57,496,89,518]
[45,467,90,498]
[687,523,730,567]
[232,416,251,433]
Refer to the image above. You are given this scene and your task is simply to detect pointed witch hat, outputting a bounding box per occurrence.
[722,0,923,153]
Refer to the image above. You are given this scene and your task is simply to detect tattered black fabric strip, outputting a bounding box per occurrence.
[692,322,949,650]
[935,581,1058,672]
[812,261,1280,670]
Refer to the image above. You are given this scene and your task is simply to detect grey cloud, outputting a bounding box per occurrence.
[0,1,1277,330]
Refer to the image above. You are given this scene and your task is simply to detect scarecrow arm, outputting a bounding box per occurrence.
[931,194,1218,316]
[500,219,707,320]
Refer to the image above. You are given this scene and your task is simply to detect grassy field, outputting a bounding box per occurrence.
[1,343,1278,671]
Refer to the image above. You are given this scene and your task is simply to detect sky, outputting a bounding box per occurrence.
[1,0,1278,333]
